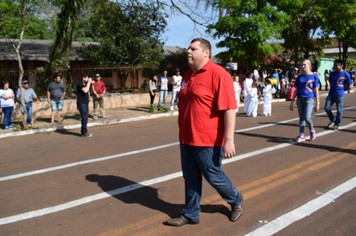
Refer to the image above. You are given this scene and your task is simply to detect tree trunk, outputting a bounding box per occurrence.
[12,12,28,128]
[342,42,349,69]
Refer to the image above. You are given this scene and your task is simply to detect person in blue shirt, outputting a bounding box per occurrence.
[324,60,352,130]
[16,80,40,127]
[289,59,320,142]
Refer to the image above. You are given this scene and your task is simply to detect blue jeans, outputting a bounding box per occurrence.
[180,143,242,222]
[2,106,14,127]
[77,103,89,135]
[324,95,344,126]
[297,97,314,136]
[158,90,167,108]
[20,103,33,125]
[171,90,179,107]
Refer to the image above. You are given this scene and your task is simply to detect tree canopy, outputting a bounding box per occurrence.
[81,0,167,67]
[0,0,50,39]
[207,0,289,70]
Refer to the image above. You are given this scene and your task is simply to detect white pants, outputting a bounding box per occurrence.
[244,92,251,114]
[247,99,258,117]
[262,93,272,115]
[235,92,240,114]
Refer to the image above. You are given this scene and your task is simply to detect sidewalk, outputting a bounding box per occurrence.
[0,105,179,138]
[0,89,350,139]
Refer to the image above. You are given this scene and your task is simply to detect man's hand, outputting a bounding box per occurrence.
[223,109,236,159]
[223,140,235,159]
[47,99,51,104]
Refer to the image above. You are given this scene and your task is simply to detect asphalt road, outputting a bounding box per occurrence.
[1,93,355,236]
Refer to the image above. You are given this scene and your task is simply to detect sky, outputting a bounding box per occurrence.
[162,8,226,57]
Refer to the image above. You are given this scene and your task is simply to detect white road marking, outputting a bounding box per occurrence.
[1,106,355,183]
[236,106,355,133]
[0,116,301,182]
[1,122,355,225]
[0,142,179,182]
[245,176,356,236]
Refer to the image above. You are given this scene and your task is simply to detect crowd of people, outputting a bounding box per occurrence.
[0,38,354,227]
[0,73,107,137]
[0,53,354,140]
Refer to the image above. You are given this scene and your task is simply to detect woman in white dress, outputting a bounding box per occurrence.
[233,76,241,115]
[243,72,253,114]
[247,82,258,117]
[262,79,276,116]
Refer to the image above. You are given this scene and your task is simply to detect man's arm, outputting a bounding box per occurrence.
[91,83,99,97]
[223,109,236,159]
[344,73,352,91]
[47,91,51,104]
[61,92,66,100]
[82,78,92,93]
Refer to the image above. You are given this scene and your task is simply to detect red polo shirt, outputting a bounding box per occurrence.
[93,80,107,95]
[178,59,237,147]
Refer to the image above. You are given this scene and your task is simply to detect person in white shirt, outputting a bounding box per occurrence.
[262,79,276,116]
[243,72,253,114]
[233,76,241,115]
[253,66,260,82]
[0,81,15,130]
[170,68,182,110]
[158,70,169,111]
[247,82,258,117]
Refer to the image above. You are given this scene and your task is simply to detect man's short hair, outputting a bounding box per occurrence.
[54,74,60,79]
[191,38,212,58]
[335,60,345,67]
[82,73,88,79]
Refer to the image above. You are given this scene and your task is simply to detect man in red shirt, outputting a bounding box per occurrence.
[91,74,107,119]
[166,38,243,227]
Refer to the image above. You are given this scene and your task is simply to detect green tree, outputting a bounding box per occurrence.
[82,0,167,87]
[0,0,50,39]
[159,48,190,75]
[273,0,331,65]
[207,0,288,71]
[1,0,44,128]
[321,0,356,67]
[73,15,97,42]
[49,0,87,69]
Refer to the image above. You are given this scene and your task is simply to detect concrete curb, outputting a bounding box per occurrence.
[0,111,179,139]
[0,91,351,139]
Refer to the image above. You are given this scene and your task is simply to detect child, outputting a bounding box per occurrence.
[243,72,253,114]
[233,76,241,115]
[262,79,276,116]
[247,82,258,117]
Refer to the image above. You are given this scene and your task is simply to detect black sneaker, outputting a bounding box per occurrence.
[82,133,93,138]
[327,121,335,129]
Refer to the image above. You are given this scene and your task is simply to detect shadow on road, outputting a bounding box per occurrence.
[238,132,356,155]
[54,129,82,137]
[85,174,230,220]
[127,107,150,112]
